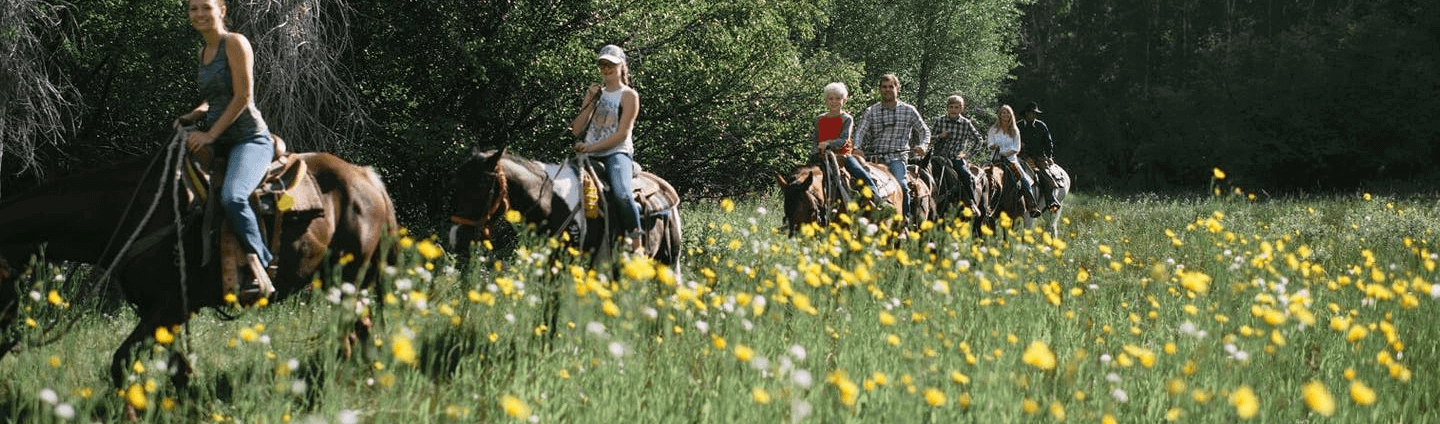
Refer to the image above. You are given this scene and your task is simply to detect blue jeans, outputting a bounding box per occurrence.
[951,158,976,199]
[220,135,274,266]
[841,156,879,197]
[886,159,911,217]
[599,153,642,234]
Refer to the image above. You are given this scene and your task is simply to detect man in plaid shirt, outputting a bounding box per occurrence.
[929,94,981,216]
[853,73,930,219]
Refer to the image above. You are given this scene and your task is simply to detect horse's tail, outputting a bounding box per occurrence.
[359,165,400,289]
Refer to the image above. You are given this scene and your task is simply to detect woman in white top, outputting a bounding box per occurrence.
[987,105,1041,217]
[570,44,645,253]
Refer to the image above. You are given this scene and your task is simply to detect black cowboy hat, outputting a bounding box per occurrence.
[1022,101,1043,114]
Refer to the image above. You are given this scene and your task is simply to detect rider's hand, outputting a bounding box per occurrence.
[911,145,927,156]
[573,141,588,154]
[186,131,216,154]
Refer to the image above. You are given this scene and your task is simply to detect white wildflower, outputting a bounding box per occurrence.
[586,322,607,337]
[792,369,813,388]
[789,344,807,361]
[38,388,58,405]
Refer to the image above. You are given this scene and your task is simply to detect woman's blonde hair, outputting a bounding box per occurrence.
[994,105,1019,138]
[823,82,848,99]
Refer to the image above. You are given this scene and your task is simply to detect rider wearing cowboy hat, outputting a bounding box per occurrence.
[1018,101,1060,212]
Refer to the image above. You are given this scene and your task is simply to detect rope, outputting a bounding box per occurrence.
[28,129,188,348]
[166,131,193,356]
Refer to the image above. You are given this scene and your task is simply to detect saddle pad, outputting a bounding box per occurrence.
[868,164,900,201]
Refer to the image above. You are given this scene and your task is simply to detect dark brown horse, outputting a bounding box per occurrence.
[975,161,1069,234]
[0,142,396,388]
[448,147,682,266]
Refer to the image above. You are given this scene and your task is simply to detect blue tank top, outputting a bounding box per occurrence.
[198,36,268,144]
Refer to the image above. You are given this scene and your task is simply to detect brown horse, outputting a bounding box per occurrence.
[0,142,396,388]
[447,146,682,266]
[975,161,1069,234]
[777,153,908,233]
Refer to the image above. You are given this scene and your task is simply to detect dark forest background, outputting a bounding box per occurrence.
[3,0,1436,233]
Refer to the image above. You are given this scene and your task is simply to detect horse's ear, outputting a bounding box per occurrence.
[775,172,788,188]
[798,173,815,187]
[497,142,508,158]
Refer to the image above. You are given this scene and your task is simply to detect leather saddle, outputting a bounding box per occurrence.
[182,135,324,300]
[579,161,679,218]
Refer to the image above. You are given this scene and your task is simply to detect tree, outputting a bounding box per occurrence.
[822,0,1025,118]
[0,0,77,194]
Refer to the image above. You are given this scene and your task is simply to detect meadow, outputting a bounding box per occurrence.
[3,176,1439,423]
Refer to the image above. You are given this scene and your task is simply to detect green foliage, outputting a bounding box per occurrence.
[823,0,1024,116]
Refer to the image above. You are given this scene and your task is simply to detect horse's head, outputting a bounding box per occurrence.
[448,146,509,249]
[777,167,822,234]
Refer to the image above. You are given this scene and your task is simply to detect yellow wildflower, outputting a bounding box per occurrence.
[751,387,771,405]
[1049,401,1066,421]
[391,334,417,365]
[1021,398,1039,415]
[1229,385,1259,419]
[878,311,897,326]
[154,326,175,345]
[499,395,531,419]
[923,388,946,407]
[125,383,148,410]
[1349,380,1377,406]
[1022,340,1057,371]
[733,345,754,362]
[1302,380,1336,417]
[416,239,444,260]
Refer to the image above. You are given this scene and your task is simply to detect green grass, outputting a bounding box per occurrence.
[3,186,1439,423]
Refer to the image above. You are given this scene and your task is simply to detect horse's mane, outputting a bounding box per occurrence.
[0,156,153,207]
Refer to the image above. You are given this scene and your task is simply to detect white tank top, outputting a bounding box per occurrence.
[583,87,635,157]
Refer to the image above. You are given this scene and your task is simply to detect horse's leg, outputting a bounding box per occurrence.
[1049,205,1063,236]
[110,311,163,388]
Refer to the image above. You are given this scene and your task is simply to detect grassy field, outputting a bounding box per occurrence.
[3,179,1440,423]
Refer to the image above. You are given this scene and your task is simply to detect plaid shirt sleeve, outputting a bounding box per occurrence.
[908,104,930,151]
[958,118,982,158]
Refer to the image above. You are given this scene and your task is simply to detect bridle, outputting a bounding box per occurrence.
[449,159,510,241]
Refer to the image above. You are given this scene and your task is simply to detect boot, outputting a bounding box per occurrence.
[1009,163,1042,217]
[244,253,275,302]
[1036,170,1060,212]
